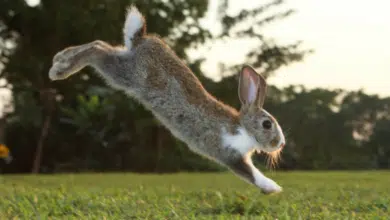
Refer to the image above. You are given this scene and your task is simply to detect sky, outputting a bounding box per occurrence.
[192,0,390,97]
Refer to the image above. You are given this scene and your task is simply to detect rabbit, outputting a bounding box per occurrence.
[48,5,286,194]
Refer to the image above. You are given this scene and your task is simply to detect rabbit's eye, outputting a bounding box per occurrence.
[262,120,272,129]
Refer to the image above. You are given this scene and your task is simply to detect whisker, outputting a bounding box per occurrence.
[265,149,282,171]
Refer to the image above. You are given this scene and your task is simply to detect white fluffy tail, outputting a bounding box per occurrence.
[123,6,146,49]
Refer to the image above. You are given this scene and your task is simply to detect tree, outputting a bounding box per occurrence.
[0,0,311,173]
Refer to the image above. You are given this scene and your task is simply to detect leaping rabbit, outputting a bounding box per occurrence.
[48,6,286,194]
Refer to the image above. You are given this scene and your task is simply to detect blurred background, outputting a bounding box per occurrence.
[0,0,389,174]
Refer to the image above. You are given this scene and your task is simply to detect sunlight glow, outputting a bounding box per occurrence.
[195,0,390,97]
[26,0,40,7]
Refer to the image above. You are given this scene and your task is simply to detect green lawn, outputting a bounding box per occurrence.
[0,171,389,219]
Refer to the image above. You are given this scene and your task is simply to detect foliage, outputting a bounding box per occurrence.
[213,0,312,77]
[0,0,389,173]
[266,86,390,170]
[0,172,389,219]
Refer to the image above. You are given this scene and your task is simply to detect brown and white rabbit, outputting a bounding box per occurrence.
[48,6,286,194]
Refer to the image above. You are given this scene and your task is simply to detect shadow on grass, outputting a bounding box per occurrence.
[197,203,266,216]
[191,192,270,216]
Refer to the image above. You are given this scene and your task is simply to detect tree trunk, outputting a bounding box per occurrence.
[31,88,56,174]
[0,117,6,143]
[31,113,52,173]
[154,127,164,172]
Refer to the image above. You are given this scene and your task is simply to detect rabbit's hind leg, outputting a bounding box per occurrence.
[49,40,113,81]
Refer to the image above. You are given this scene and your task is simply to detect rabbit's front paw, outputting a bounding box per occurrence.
[259,178,283,195]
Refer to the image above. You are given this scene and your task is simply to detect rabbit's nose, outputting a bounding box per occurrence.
[280,143,285,148]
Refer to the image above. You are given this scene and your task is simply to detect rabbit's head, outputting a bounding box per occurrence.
[238,65,285,154]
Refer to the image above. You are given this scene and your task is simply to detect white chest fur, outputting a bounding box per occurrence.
[221,127,257,155]
[220,126,282,194]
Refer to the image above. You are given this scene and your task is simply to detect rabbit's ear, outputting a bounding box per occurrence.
[238,65,267,108]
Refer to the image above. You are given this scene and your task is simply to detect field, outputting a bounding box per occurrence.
[0,171,389,219]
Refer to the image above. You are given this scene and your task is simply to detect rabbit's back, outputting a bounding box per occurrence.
[123,36,240,157]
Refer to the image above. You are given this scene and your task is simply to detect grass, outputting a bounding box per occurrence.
[0,171,389,219]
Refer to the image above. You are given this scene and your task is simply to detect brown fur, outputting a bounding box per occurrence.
[47,6,285,194]
[142,36,240,131]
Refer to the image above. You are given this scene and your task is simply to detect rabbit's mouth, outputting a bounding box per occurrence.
[253,137,281,153]
[255,141,284,154]
[260,147,279,153]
